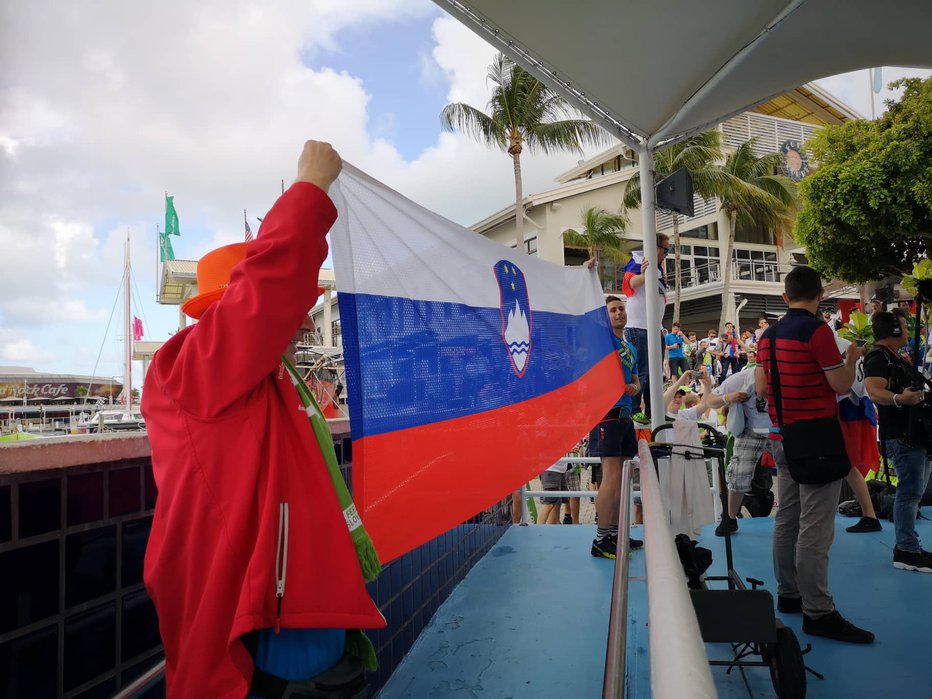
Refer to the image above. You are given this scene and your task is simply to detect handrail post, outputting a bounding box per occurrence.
[519,483,530,524]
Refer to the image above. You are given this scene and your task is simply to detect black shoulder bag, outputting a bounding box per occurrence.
[769,334,851,484]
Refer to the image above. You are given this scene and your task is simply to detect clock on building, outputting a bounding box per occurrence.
[779,139,809,180]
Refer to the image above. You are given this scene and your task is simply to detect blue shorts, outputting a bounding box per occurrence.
[588,414,637,459]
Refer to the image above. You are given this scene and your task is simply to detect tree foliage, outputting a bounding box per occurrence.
[795,77,932,282]
[718,140,798,330]
[441,54,612,252]
[562,206,628,264]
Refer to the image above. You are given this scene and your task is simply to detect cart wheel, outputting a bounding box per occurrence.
[766,626,806,698]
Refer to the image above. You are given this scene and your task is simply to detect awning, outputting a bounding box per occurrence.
[435,0,932,148]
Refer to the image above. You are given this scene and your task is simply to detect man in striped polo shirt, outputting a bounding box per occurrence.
[756,266,874,644]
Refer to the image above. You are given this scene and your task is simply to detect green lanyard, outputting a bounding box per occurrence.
[282,357,381,670]
[281,356,381,581]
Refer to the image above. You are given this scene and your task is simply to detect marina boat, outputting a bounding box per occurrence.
[72,407,146,432]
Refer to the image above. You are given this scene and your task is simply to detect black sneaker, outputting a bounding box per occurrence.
[714,515,738,537]
[629,537,643,550]
[802,610,874,644]
[893,546,932,573]
[563,513,573,525]
[591,535,617,559]
[777,595,802,613]
[846,516,882,533]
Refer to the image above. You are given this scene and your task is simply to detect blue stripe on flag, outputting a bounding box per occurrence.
[338,293,614,438]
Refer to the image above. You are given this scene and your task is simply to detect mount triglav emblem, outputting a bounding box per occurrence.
[494,260,532,377]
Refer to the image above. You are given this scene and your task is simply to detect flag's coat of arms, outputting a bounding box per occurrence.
[495,261,532,377]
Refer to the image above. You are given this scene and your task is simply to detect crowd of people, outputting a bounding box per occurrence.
[535,238,931,651]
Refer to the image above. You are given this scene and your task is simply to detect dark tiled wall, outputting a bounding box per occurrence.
[0,459,161,699]
[0,440,510,698]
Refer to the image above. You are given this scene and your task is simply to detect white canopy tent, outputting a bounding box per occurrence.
[435,0,932,426]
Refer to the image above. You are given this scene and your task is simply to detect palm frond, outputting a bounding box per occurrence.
[440,103,507,151]
[526,119,612,155]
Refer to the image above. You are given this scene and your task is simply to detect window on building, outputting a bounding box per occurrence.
[510,236,538,255]
[665,245,720,288]
[564,247,589,267]
[735,220,776,245]
[679,222,718,240]
[733,249,779,282]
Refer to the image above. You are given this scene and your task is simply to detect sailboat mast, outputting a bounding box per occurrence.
[124,234,132,415]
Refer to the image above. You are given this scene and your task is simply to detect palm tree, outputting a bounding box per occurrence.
[441,53,612,253]
[562,207,629,288]
[623,130,725,322]
[717,139,798,331]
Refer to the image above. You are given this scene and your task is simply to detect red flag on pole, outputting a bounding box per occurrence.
[133,316,144,341]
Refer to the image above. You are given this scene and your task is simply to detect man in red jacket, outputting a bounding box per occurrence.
[143,141,385,698]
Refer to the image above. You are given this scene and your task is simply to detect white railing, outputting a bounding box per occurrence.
[666,259,782,291]
[636,439,716,698]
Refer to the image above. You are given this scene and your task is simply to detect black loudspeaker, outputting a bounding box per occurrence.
[874,284,895,304]
[655,167,694,217]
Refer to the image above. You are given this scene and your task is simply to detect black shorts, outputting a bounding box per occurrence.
[588,413,637,459]
[590,463,603,486]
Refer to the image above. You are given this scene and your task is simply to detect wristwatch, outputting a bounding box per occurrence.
[755,396,767,412]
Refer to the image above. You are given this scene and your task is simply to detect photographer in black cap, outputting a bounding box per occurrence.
[863,308,932,573]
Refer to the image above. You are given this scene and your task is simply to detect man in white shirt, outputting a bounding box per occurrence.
[705,367,773,535]
[621,233,670,419]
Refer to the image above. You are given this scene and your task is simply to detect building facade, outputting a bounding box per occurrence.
[471,84,863,335]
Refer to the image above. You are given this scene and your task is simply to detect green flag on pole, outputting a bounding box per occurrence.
[159,226,175,261]
[165,195,180,237]
[160,195,179,261]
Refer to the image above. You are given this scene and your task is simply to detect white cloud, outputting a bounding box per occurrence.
[0,337,56,364]
[815,67,931,119]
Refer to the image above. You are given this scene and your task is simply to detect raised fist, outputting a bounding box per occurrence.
[296,141,343,193]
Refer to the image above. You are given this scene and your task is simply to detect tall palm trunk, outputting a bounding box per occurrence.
[719,208,738,332]
[512,149,525,253]
[672,214,682,323]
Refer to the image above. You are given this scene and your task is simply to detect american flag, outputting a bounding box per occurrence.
[244,211,254,242]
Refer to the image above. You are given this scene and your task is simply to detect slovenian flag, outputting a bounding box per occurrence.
[838,395,880,477]
[330,165,624,563]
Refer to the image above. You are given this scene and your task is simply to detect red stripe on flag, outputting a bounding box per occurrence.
[356,352,623,563]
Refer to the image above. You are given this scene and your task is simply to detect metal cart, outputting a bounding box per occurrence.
[650,422,816,698]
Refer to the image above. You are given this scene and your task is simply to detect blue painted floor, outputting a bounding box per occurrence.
[379,515,932,698]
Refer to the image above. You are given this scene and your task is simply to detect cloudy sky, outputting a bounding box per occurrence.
[1,1,928,388]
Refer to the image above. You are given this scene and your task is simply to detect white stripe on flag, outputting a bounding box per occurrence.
[330,163,604,315]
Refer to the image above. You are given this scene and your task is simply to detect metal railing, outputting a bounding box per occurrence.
[602,456,635,698]
[112,659,165,699]
[666,258,782,291]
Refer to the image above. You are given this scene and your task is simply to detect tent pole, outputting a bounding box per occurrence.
[638,141,665,430]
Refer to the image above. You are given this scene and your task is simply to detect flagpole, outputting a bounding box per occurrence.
[155,224,161,302]
[868,69,875,120]
[124,233,133,415]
